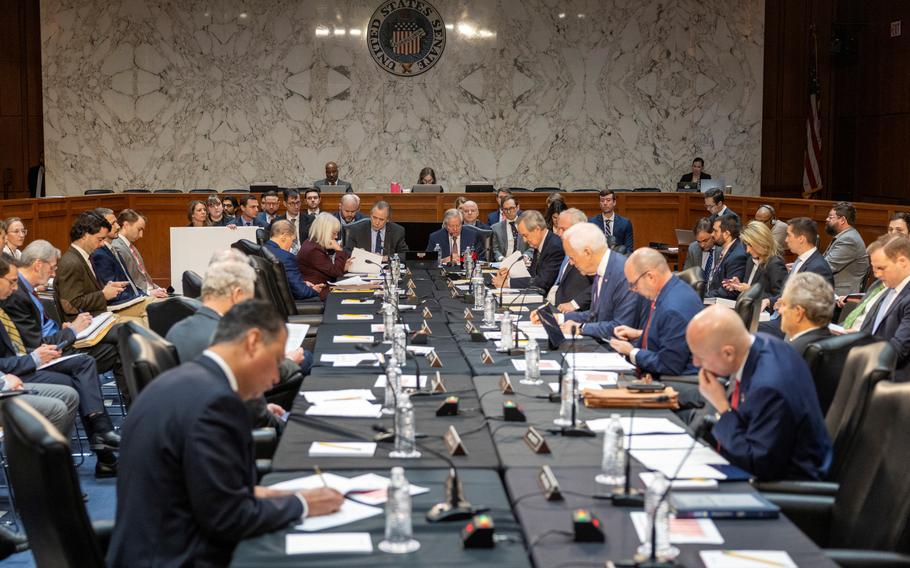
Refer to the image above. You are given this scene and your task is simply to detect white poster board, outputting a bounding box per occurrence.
[169,227,260,294]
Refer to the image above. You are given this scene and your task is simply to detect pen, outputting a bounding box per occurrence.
[721,550,787,566]
[314,465,328,487]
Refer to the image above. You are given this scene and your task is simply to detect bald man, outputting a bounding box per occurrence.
[609,248,703,378]
[334,193,365,226]
[686,306,831,480]
[314,161,353,192]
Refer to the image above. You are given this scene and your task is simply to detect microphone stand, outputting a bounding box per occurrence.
[611,405,643,506]
[556,327,595,437]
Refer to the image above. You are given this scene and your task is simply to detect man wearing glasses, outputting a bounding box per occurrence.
[343,201,407,258]
[491,197,530,261]
[703,188,740,225]
[823,202,869,296]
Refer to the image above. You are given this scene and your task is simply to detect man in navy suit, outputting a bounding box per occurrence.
[493,210,564,291]
[704,187,740,225]
[863,234,910,381]
[560,222,644,339]
[335,193,366,226]
[549,208,593,312]
[704,215,747,300]
[426,209,476,263]
[486,188,513,226]
[610,248,703,378]
[588,189,634,252]
[255,190,281,226]
[109,301,343,567]
[265,220,322,301]
[688,306,831,480]
[765,217,835,314]
[90,208,146,305]
[459,200,490,230]
[235,195,269,228]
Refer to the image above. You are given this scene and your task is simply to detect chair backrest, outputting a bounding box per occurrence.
[123,188,150,193]
[633,187,661,192]
[147,296,203,338]
[571,188,599,193]
[508,187,530,192]
[733,283,763,332]
[182,270,203,298]
[533,187,560,192]
[117,321,180,399]
[84,189,113,195]
[257,242,299,316]
[153,188,182,193]
[831,381,910,551]
[255,228,269,246]
[2,398,106,567]
[223,188,250,194]
[677,266,706,300]
[825,341,896,481]
[230,240,290,320]
[340,217,370,247]
[803,332,877,415]
[189,188,216,194]
[462,225,493,262]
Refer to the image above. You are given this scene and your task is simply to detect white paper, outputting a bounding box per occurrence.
[320,353,383,367]
[75,312,114,340]
[337,313,374,321]
[37,354,81,370]
[501,293,544,305]
[547,371,618,392]
[371,324,411,333]
[631,448,729,479]
[308,442,377,457]
[385,345,435,356]
[630,512,724,544]
[373,374,423,389]
[285,323,310,353]
[334,335,375,343]
[703,297,737,309]
[587,417,687,435]
[548,380,616,393]
[699,550,796,568]
[296,500,383,532]
[270,472,360,494]
[107,295,145,311]
[301,389,376,404]
[341,299,375,305]
[332,276,374,286]
[286,532,373,555]
[305,399,382,418]
[639,472,718,490]
[512,359,561,372]
[566,352,636,372]
[626,434,698,450]
[348,248,383,274]
[500,251,531,279]
[345,473,430,506]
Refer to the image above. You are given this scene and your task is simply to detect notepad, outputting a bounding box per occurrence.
[301,389,375,404]
[344,473,430,506]
[630,511,724,544]
[699,550,796,568]
[567,352,636,371]
[371,324,411,333]
[334,335,375,343]
[286,532,373,555]
[308,442,377,457]
[304,399,382,418]
[296,500,383,532]
[337,313,374,321]
[341,299,375,305]
[373,374,421,388]
[320,354,383,367]
[587,416,687,435]
[37,354,81,371]
[640,472,718,490]
[385,345,435,356]
[285,323,310,352]
[512,359,561,372]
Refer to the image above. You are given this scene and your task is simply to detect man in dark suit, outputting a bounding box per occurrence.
[862,234,910,381]
[459,200,490,230]
[344,200,408,257]
[679,157,711,183]
[111,209,169,298]
[682,217,721,273]
[90,208,145,306]
[703,187,740,225]
[109,301,343,567]
[688,305,832,480]
[548,208,593,312]
[255,190,281,226]
[486,188,513,226]
[779,272,835,356]
[235,195,269,228]
[610,248,703,378]
[27,152,44,198]
[588,189,634,252]
[313,161,353,192]
[426,209,477,263]
[265,220,321,301]
[335,193,366,226]
[272,189,312,253]
[560,223,645,339]
[493,210,564,291]
[705,215,747,300]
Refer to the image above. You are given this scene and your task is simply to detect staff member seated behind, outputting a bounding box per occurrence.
[680,157,711,183]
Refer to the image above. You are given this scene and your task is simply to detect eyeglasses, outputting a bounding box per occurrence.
[628,270,651,291]
[502,206,518,212]
[1,276,18,286]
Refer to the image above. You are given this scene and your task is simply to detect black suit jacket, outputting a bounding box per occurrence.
[344,221,408,256]
[787,326,833,358]
[511,231,564,291]
[108,355,303,567]
[747,255,788,301]
[0,281,74,349]
[679,172,712,182]
[862,285,910,381]
[555,261,593,310]
[705,239,748,300]
[273,213,313,242]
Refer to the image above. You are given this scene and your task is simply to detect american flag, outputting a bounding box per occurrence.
[393,21,421,55]
[803,26,822,199]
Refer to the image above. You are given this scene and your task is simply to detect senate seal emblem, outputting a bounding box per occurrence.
[367,1,446,77]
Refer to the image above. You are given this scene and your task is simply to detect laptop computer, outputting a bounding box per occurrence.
[676,181,699,192]
[698,179,724,193]
[674,229,695,246]
[536,303,566,349]
[405,250,439,261]
[412,184,444,193]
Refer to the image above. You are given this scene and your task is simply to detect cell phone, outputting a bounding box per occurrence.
[627,382,666,392]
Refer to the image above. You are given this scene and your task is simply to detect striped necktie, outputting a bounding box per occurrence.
[0,307,26,355]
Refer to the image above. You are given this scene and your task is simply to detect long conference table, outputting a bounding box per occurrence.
[230,262,837,567]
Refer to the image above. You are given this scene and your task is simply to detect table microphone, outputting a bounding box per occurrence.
[552,326,594,437]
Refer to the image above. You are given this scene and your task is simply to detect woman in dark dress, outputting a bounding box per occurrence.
[724,220,786,301]
[296,213,352,300]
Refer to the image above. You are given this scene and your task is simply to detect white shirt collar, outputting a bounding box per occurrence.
[731,335,757,383]
[796,246,818,263]
[596,248,611,278]
[893,273,910,295]
[72,243,92,263]
[202,350,238,392]
[602,212,614,221]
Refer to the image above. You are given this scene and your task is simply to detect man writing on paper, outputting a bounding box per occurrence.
[344,200,407,258]
[109,300,343,567]
[492,210,563,291]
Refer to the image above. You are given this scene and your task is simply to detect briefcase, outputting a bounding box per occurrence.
[582,387,680,409]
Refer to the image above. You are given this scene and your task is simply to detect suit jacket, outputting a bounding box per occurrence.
[862,284,910,381]
[111,237,156,292]
[465,220,491,231]
[0,280,75,349]
[234,215,269,229]
[107,355,303,567]
[491,219,530,261]
[565,251,646,339]
[333,211,366,226]
[588,213,634,252]
[0,307,39,377]
[824,227,870,296]
[273,213,313,242]
[682,242,722,272]
[264,241,318,301]
[296,240,350,300]
[425,228,477,256]
[787,326,833,358]
[56,245,108,318]
[705,239,748,300]
[632,276,703,378]
[90,245,145,305]
[771,249,835,305]
[679,172,712,182]
[314,178,353,192]
[165,306,220,364]
[255,212,280,226]
[554,257,593,311]
[486,210,501,225]
[511,231,564,291]
[344,221,408,256]
[717,206,741,225]
[712,333,832,481]
[745,255,787,301]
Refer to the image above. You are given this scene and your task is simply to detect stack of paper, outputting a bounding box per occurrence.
[348,248,383,274]
[309,442,377,457]
[373,374,423,388]
[341,299,375,305]
[334,334,375,343]
[566,352,636,372]
[271,472,429,505]
[337,313,374,321]
[547,371,618,392]
[371,323,411,333]
[320,354,383,367]
[630,512,724,544]
[631,447,729,480]
[285,323,310,352]
[75,312,114,340]
[699,550,796,568]
[301,389,375,404]
[305,399,382,418]
[586,416,686,434]
[286,533,373,555]
[512,359,562,372]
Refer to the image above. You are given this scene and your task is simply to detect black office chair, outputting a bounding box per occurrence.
[182,270,203,298]
[462,225,493,262]
[633,187,661,192]
[117,321,180,401]
[255,228,268,246]
[223,188,250,194]
[153,188,182,193]
[507,187,531,192]
[2,398,112,567]
[803,332,878,415]
[733,283,763,332]
[189,188,216,194]
[571,188,600,193]
[340,217,370,248]
[677,266,706,300]
[533,186,560,192]
[123,188,150,193]
[84,189,114,195]
[147,296,203,338]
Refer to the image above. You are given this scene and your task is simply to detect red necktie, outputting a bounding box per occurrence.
[731,379,741,410]
[641,300,656,349]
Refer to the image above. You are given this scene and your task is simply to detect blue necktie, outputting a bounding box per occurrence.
[555,257,570,286]
[872,288,897,333]
[374,230,382,254]
[703,250,714,276]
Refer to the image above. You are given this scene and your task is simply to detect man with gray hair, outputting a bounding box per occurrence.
[343,200,407,257]
[492,210,564,291]
[426,208,477,263]
[780,273,836,356]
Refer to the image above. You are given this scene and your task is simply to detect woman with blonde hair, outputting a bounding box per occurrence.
[723,220,787,299]
[296,213,352,300]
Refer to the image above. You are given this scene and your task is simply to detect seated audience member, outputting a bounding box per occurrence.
[314,161,353,192]
[112,209,169,298]
[91,208,145,306]
[453,196,467,209]
[888,212,910,235]
[234,195,268,228]
[0,376,78,437]
[704,215,747,300]
[273,189,310,252]
[417,167,436,185]
[335,193,365,226]
[187,199,210,227]
[344,200,407,257]
[838,235,892,331]
[560,222,644,339]
[222,195,239,217]
[0,221,7,258]
[297,213,351,300]
[459,200,489,229]
[544,208,593,312]
[862,234,910,380]
[0,254,120,477]
[703,187,740,224]
[256,190,281,225]
[56,212,128,319]
[426,209,476,263]
[265,221,321,301]
[588,189,633,251]
[110,301,343,567]
[779,272,835,356]
[682,217,721,273]
[491,197,529,261]
[3,218,26,260]
[609,248,703,378]
[544,193,567,231]
[754,204,788,251]
[492,210,563,291]
[722,221,787,301]
[486,188,514,225]
[304,187,321,215]
[679,157,711,183]
[687,305,832,480]
[767,217,835,311]
[823,202,870,296]
[206,195,233,227]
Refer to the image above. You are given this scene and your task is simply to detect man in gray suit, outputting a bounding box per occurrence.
[313,161,352,192]
[824,202,870,296]
[111,209,169,298]
[491,196,531,261]
[683,217,722,273]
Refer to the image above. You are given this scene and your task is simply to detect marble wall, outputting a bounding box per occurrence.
[40,0,764,196]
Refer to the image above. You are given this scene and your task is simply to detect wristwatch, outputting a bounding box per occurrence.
[714,407,733,421]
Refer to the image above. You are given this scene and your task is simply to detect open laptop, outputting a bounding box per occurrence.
[536,303,566,349]
[698,179,725,193]
[465,183,495,193]
[412,184,444,193]
[676,181,699,192]
[675,229,695,246]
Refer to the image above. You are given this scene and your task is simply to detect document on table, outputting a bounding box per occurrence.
[385,345,435,356]
[566,352,636,372]
[371,323,411,333]
[334,334,376,343]
[631,448,729,479]
[343,473,430,506]
[630,512,724,544]
[37,354,81,371]
[699,550,796,568]
[301,389,375,404]
[308,442,377,457]
[285,323,310,352]
[341,298,375,305]
[296,500,383,532]
[512,359,562,372]
[332,276,375,286]
[500,251,531,278]
[320,353,384,367]
[373,374,422,388]
[305,399,382,418]
[348,248,383,274]
[640,472,718,490]
[626,434,698,450]
[286,532,373,555]
[703,297,737,308]
[337,313,374,321]
[547,371,618,392]
[587,416,687,435]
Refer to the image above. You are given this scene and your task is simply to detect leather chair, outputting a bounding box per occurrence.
[232,239,323,317]
[2,398,112,567]
[84,189,113,195]
[734,283,763,332]
[340,217,369,247]
[223,188,250,194]
[571,188,599,192]
[117,321,180,400]
[153,188,182,193]
[533,186,560,192]
[147,296,203,338]
[633,187,661,192]
[763,382,910,566]
[508,187,531,192]
[462,225,493,262]
[182,270,203,298]
[677,266,706,299]
[255,228,268,246]
[803,332,878,415]
[189,188,216,194]
[123,188,150,193]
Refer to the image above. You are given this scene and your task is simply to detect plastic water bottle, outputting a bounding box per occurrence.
[392,253,401,282]
[382,303,396,342]
[637,472,679,561]
[595,414,626,486]
[390,391,421,459]
[521,338,542,385]
[483,293,496,326]
[378,467,420,553]
[554,367,576,426]
[382,356,400,416]
[498,314,514,352]
[434,243,443,267]
[472,272,485,310]
[393,323,407,365]
[464,247,474,275]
